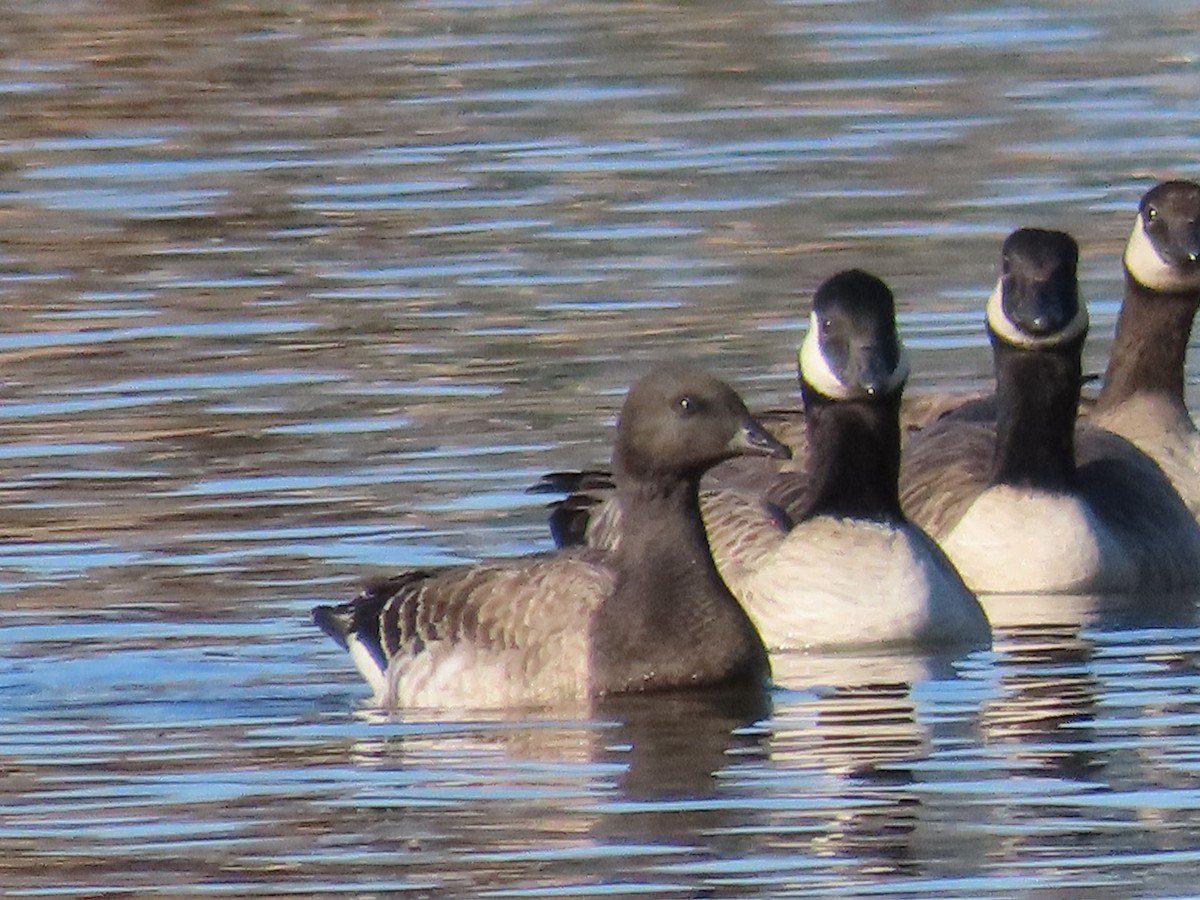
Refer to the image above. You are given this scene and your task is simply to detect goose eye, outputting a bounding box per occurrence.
[676,395,695,415]
[1147,205,1159,222]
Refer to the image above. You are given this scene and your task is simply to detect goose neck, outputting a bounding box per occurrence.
[991,336,1081,490]
[590,473,768,693]
[797,384,904,522]
[1096,270,1199,415]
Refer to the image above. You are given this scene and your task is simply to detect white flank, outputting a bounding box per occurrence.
[942,487,1131,594]
[347,636,388,702]
[376,633,591,710]
[1124,215,1200,292]
[736,518,988,650]
[985,278,1088,348]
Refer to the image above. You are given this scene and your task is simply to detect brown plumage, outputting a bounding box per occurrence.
[1089,180,1200,520]
[313,366,790,710]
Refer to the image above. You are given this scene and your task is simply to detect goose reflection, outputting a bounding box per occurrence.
[977,592,1154,784]
[981,590,1200,784]
[315,684,774,894]
[763,656,947,877]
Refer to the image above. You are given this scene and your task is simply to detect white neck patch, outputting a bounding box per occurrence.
[798,312,910,400]
[985,277,1089,348]
[1124,214,1200,293]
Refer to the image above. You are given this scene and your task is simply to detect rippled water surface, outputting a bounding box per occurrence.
[4,1,1200,896]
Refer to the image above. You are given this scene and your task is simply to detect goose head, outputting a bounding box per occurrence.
[986,228,1087,349]
[798,269,910,401]
[1124,180,1200,293]
[613,367,791,480]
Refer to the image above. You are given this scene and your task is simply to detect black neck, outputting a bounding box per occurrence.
[990,332,1082,490]
[795,383,904,522]
[1096,269,1199,416]
[589,470,768,693]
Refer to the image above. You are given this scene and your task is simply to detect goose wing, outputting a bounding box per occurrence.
[899,419,996,539]
[315,550,614,705]
[1075,425,1200,591]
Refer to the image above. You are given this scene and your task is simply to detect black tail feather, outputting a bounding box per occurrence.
[527,469,616,495]
[529,469,617,548]
[547,493,605,548]
[311,571,437,671]
[311,603,356,650]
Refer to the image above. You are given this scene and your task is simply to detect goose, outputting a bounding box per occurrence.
[1090,179,1200,518]
[899,227,1200,594]
[538,271,990,650]
[725,270,990,649]
[312,366,790,710]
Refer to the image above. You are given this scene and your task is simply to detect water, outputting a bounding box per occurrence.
[3,0,1200,895]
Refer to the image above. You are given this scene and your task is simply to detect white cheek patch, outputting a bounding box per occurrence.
[985,277,1089,348]
[1124,214,1200,292]
[798,312,910,399]
[799,314,853,399]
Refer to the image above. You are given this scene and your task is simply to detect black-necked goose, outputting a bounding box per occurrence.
[539,271,990,650]
[1090,180,1200,517]
[729,270,989,649]
[900,227,1200,594]
[312,367,790,709]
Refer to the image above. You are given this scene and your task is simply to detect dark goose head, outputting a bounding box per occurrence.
[612,366,791,481]
[986,228,1087,349]
[798,269,909,401]
[1124,180,1200,293]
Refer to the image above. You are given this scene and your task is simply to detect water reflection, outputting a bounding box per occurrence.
[984,620,1104,782]
[5,0,1200,895]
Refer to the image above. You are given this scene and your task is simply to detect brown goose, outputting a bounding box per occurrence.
[1090,180,1200,519]
[312,366,790,709]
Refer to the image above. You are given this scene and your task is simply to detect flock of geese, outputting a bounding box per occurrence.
[312,179,1200,711]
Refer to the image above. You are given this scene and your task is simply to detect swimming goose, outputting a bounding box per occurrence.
[728,270,990,649]
[900,227,1200,594]
[1090,180,1200,518]
[312,366,790,710]
[539,271,990,650]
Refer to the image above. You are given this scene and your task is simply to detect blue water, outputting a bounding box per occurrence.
[3,1,1200,896]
